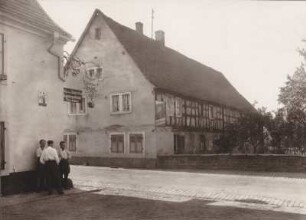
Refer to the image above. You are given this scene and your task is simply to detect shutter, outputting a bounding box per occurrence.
[118,135,124,153]
[0,34,4,75]
[0,122,5,170]
[0,33,6,80]
[111,135,116,152]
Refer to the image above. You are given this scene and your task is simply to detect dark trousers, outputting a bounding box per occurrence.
[59,159,70,181]
[36,160,46,191]
[45,160,63,194]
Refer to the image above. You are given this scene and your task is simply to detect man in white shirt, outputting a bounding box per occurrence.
[35,139,46,192]
[40,140,63,195]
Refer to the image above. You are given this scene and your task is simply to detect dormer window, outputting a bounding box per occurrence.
[95,28,101,40]
[86,67,103,80]
[88,69,95,78]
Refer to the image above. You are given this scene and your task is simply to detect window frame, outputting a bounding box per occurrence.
[63,133,77,152]
[174,134,185,154]
[95,28,102,40]
[110,92,132,114]
[0,33,4,75]
[86,67,103,80]
[67,97,87,115]
[128,132,145,154]
[0,33,7,80]
[109,132,125,154]
[209,105,215,119]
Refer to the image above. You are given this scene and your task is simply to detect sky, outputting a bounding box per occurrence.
[38,0,306,111]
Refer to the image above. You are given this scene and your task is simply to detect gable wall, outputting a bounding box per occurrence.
[64,13,156,158]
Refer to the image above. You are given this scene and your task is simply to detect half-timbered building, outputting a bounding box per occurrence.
[65,9,255,168]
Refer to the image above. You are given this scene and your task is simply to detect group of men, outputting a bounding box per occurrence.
[36,139,71,195]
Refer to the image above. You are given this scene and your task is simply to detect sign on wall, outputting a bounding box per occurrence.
[63,88,82,103]
[38,91,47,107]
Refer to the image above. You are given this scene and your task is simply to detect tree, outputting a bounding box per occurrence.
[278,49,306,124]
[218,108,270,154]
[278,48,306,152]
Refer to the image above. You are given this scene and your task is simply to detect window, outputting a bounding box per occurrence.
[0,34,3,74]
[64,133,77,152]
[86,67,103,80]
[68,97,86,115]
[95,28,101,40]
[112,95,120,112]
[96,67,102,79]
[174,134,185,154]
[110,133,125,153]
[88,69,95,78]
[78,98,86,114]
[175,97,183,117]
[122,93,130,112]
[0,33,6,79]
[209,105,214,119]
[110,92,132,114]
[129,133,144,153]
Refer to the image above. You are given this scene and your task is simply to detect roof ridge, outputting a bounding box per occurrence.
[100,11,227,77]
[34,0,72,38]
[68,9,255,112]
[0,0,72,39]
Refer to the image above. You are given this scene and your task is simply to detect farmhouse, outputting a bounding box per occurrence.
[0,0,72,195]
[64,9,255,168]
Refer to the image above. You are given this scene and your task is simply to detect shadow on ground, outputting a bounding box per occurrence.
[1,189,306,220]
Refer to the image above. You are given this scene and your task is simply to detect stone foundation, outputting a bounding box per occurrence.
[157,154,306,172]
[70,157,157,169]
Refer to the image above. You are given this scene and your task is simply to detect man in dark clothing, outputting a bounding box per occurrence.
[36,139,46,192]
[58,141,71,189]
[40,140,64,195]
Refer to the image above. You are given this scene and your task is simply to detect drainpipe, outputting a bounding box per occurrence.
[48,32,65,82]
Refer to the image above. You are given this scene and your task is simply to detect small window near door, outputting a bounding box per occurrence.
[129,133,144,153]
[110,133,125,153]
[63,133,77,152]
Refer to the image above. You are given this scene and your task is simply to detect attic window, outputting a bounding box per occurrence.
[95,28,101,40]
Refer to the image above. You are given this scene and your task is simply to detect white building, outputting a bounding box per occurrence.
[0,0,72,195]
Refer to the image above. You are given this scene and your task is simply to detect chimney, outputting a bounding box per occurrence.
[135,22,143,35]
[155,30,165,46]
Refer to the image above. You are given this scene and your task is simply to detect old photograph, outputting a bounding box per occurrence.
[1,0,306,219]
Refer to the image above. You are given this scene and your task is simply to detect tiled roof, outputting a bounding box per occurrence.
[73,9,255,112]
[0,0,72,39]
